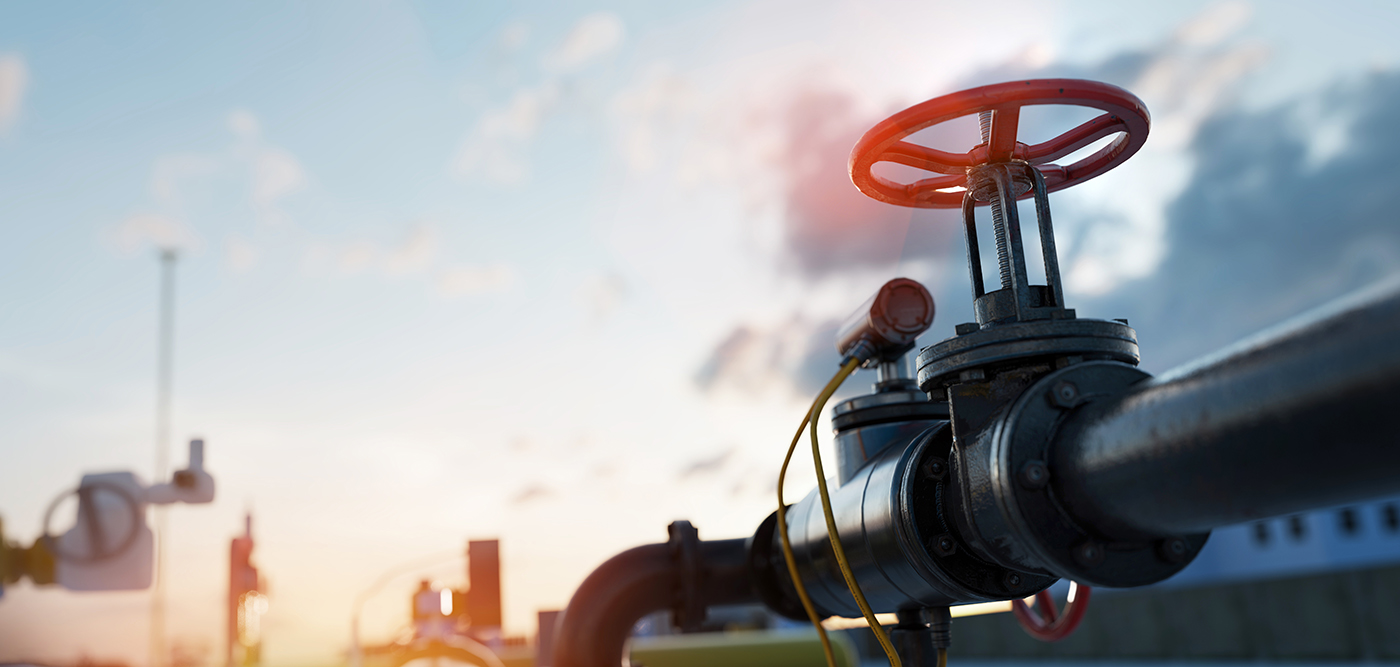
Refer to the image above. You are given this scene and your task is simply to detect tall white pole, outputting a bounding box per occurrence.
[151,249,177,667]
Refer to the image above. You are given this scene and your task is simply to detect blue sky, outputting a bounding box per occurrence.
[2,1,1400,665]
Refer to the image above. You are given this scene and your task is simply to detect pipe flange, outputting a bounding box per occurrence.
[746,511,814,622]
[833,389,949,431]
[904,425,1057,599]
[994,362,1209,587]
[668,520,703,630]
[917,319,1139,392]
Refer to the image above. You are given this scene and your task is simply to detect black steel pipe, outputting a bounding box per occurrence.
[1054,278,1400,539]
[552,525,754,667]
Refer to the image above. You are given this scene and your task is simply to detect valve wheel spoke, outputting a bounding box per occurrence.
[849,79,1150,209]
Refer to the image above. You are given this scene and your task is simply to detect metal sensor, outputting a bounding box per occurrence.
[835,278,935,362]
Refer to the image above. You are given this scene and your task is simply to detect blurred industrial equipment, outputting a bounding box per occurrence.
[351,539,513,667]
[551,79,1400,667]
[0,438,217,595]
[228,513,266,667]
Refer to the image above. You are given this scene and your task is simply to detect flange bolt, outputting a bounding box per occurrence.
[1073,541,1105,568]
[931,534,957,557]
[1157,537,1189,563]
[1020,461,1050,489]
[1050,381,1081,408]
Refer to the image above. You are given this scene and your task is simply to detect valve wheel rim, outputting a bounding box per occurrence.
[849,79,1150,209]
[1010,583,1092,642]
[40,480,143,564]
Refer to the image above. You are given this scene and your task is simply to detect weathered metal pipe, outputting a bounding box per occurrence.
[1054,278,1400,539]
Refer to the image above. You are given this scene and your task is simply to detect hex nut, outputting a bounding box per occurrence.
[931,534,957,557]
[923,457,948,481]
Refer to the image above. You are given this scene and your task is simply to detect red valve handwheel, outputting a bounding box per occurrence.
[1011,583,1092,642]
[849,79,1150,209]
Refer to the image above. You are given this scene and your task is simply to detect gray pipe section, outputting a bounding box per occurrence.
[1054,278,1400,539]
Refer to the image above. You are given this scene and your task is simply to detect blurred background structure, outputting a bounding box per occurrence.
[1,1,1400,665]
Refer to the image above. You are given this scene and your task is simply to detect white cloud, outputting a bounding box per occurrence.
[453,83,559,185]
[1175,1,1252,48]
[150,154,219,205]
[578,272,628,322]
[114,213,201,254]
[228,109,261,139]
[337,241,378,275]
[498,21,530,54]
[451,13,624,186]
[437,264,516,296]
[227,108,307,224]
[251,146,305,208]
[224,235,259,273]
[610,64,696,173]
[0,54,28,136]
[383,224,439,275]
[546,13,625,72]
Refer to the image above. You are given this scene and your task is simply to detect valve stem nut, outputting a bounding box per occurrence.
[931,534,957,557]
[1019,461,1050,489]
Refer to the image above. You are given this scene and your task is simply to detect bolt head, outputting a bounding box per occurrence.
[1157,537,1189,564]
[1019,461,1049,489]
[931,534,957,557]
[959,369,987,382]
[1073,541,1105,567]
[1003,572,1022,588]
[1050,381,1081,408]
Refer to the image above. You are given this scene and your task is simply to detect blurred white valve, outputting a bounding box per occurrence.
[41,438,216,591]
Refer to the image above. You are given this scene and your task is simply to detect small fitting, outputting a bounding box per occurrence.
[1049,381,1081,408]
[922,457,948,481]
[1019,461,1050,489]
[931,534,957,557]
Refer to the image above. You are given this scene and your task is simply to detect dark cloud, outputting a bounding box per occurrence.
[710,17,1396,397]
[777,88,962,278]
[771,33,1177,281]
[510,483,555,506]
[1086,71,1400,371]
[693,317,842,397]
[676,447,735,480]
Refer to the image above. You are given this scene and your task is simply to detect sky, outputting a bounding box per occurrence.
[2,1,1400,665]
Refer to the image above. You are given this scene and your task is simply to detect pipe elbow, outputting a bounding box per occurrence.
[552,521,756,667]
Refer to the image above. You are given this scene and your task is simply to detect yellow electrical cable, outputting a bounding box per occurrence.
[937,649,948,667]
[776,410,838,667]
[810,356,902,667]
